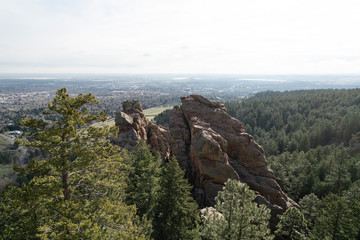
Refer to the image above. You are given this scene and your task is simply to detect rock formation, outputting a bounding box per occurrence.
[114,96,298,227]
[113,100,171,160]
[169,95,298,227]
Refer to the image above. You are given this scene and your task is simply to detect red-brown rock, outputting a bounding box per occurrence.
[115,96,298,228]
[169,95,298,227]
[114,100,171,160]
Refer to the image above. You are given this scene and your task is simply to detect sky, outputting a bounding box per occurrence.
[1,0,360,74]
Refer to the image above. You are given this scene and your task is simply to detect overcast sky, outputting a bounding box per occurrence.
[1,0,360,74]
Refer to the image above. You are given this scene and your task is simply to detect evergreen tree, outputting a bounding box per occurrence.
[0,88,144,239]
[324,147,351,194]
[200,179,273,240]
[310,194,351,240]
[344,182,360,240]
[299,193,320,227]
[123,142,162,238]
[152,158,200,240]
[125,142,162,218]
[154,109,171,127]
[275,207,308,240]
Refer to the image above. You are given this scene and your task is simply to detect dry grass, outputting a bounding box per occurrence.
[0,164,13,178]
[91,119,115,128]
[91,106,173,128]
[143,106,172,121]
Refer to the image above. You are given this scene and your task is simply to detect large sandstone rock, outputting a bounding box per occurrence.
[114,96,298,228]
[169,95,298,227]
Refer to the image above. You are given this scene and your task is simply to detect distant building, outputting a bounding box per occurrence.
[8,130,21,135]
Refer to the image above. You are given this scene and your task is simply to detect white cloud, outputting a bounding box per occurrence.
[0,0,360,73]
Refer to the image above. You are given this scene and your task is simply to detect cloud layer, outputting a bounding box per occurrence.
[1,0,360,74]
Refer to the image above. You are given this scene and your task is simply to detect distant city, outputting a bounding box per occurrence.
[1,73,360,131]
[1,74,360,95]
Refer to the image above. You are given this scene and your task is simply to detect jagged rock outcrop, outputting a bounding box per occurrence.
[169,95,298,227]
[114,96,298,227]
[113,100,171,160]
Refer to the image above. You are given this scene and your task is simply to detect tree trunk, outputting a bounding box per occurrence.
[62,171,71,200]
[331,206,341,240]
[227,196,233,240]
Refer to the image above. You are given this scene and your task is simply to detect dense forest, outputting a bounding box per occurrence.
[225,89,360,153]
[1,88,360,239]
[225,89,360,239]
[224,89,360,197]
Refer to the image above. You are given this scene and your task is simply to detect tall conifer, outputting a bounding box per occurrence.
[152,158,200,240]
[0,88,144,239]
[201,179,273,240]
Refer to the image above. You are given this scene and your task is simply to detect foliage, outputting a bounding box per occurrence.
[125,142,162,218]
[225,89,360,239]
[0,164,13,178]
[123,142,162,238]
[310,194,351,240]
[347,197,360,240]
[343,181,360,240]
[268,146,359,201]
[343,180,360,202]
[0,152,12,164]
[275,207,308,240]
[225,89,360,155]
[201,179,273,240]
[0,88,144,239]
[152,158,200,240]
[154,109,171,127]
[299,193,320,227]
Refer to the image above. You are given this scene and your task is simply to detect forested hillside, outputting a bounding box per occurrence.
[224,89,360,196]
[225,89,360,155]
[225,89,360,239]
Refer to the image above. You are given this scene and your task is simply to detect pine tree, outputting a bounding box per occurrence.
[200,179,273,240]
[350,198,360,240]
[310,194,350,240]
[0,88,144,239]
[125,142,162,218]
[299,193,320,227]
[123,142,162,238]
[344,182,360,240]
[152,158,200,240]
[324,147,352,194]
[275,207,308,240]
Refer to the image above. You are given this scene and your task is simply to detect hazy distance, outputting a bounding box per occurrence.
[1,0,360,74]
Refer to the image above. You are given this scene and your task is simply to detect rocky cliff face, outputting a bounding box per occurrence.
[171,95,298,227]
[114,96,298,226]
